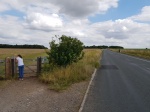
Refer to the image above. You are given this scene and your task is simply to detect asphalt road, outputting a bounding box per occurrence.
[82,50,150,112]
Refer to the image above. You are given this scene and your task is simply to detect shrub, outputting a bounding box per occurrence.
[47,35,84,67]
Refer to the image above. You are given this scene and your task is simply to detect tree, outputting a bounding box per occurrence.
[47,35,84,67]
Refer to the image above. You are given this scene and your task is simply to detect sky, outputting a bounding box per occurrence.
[0,0,150,48]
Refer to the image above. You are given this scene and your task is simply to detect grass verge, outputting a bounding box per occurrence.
[112,49,150,60]
[39,49,102,91]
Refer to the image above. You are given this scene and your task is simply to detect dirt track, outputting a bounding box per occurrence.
[0,77,88,112]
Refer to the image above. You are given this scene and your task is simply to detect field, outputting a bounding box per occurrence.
[0,48,47,59]
[113,49,150,60]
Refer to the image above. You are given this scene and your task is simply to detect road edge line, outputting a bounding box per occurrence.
[78,68,97,112]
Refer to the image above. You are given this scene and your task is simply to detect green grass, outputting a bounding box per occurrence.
[39,49,102,91]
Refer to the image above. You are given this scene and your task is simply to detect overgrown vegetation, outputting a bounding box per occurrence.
[40,49,102,91]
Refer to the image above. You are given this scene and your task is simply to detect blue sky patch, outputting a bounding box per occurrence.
[0,9,25,19]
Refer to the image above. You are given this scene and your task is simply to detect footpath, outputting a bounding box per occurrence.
[0,77,89,112]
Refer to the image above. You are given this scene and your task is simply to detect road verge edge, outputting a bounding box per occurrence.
[78,68,97,112]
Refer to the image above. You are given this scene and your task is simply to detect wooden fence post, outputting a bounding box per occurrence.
[5,57,11,79]
[37,57,42,75]
[11,58,17,78]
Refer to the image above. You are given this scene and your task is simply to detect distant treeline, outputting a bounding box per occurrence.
[84,45,124,49]
[0,44,47,49]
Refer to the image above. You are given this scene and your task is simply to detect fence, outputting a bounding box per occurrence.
[0,59,5,79]
[0,57,43,79]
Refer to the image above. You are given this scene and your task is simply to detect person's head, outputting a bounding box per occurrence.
[18,54,22,58]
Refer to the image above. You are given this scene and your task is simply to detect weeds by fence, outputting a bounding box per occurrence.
[40,49,102,91]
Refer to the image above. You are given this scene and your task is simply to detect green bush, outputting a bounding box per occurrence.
[47,35,84,67]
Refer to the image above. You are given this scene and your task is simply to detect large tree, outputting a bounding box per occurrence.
[47,35,84,67]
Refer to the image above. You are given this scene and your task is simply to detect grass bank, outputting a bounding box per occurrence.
[40,49,102,91]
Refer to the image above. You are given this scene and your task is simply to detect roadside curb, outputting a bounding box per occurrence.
[78,68,97,112]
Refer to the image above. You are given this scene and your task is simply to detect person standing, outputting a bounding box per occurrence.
[16,54,24,80]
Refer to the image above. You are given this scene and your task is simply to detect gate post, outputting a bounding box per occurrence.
[37,57,42,75]
[5,57,11,79]
[11,58,17,78]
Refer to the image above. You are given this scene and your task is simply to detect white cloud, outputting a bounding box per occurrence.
[0,0,119,18]
[0,0,58,14]
[0,1,10,12]
[0,15,57,47]
[50,0,99,18]
[122,26,128,32]
[24,13,63,31]
[0,0,150,48]
[50,0,118,18]
[1,14,150,48]
[98,0,118,12]
[87,19,150,48]
[0,15,30,45]
[129,6,150,22]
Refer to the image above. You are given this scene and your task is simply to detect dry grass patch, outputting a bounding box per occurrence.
[120,49,150,59]
[0,48,47,59]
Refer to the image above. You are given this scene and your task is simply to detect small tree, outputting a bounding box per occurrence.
[47,35,84,67]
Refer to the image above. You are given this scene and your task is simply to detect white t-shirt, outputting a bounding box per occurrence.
[16,57,24,66]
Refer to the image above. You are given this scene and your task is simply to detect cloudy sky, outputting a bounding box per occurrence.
[0,0,150,48]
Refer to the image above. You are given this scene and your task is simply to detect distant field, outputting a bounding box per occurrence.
[0,48,48,59]
[112,49,150,60]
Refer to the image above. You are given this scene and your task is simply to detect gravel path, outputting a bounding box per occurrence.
[0,77,89,112]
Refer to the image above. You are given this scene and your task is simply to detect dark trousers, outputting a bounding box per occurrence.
[18,65,24,78]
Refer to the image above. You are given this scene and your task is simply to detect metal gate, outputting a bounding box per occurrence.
[23,59,37,77]
[3,57,42,79]
[17,57,42,77]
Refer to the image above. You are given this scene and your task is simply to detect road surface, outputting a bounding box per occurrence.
[82,50,150,112]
